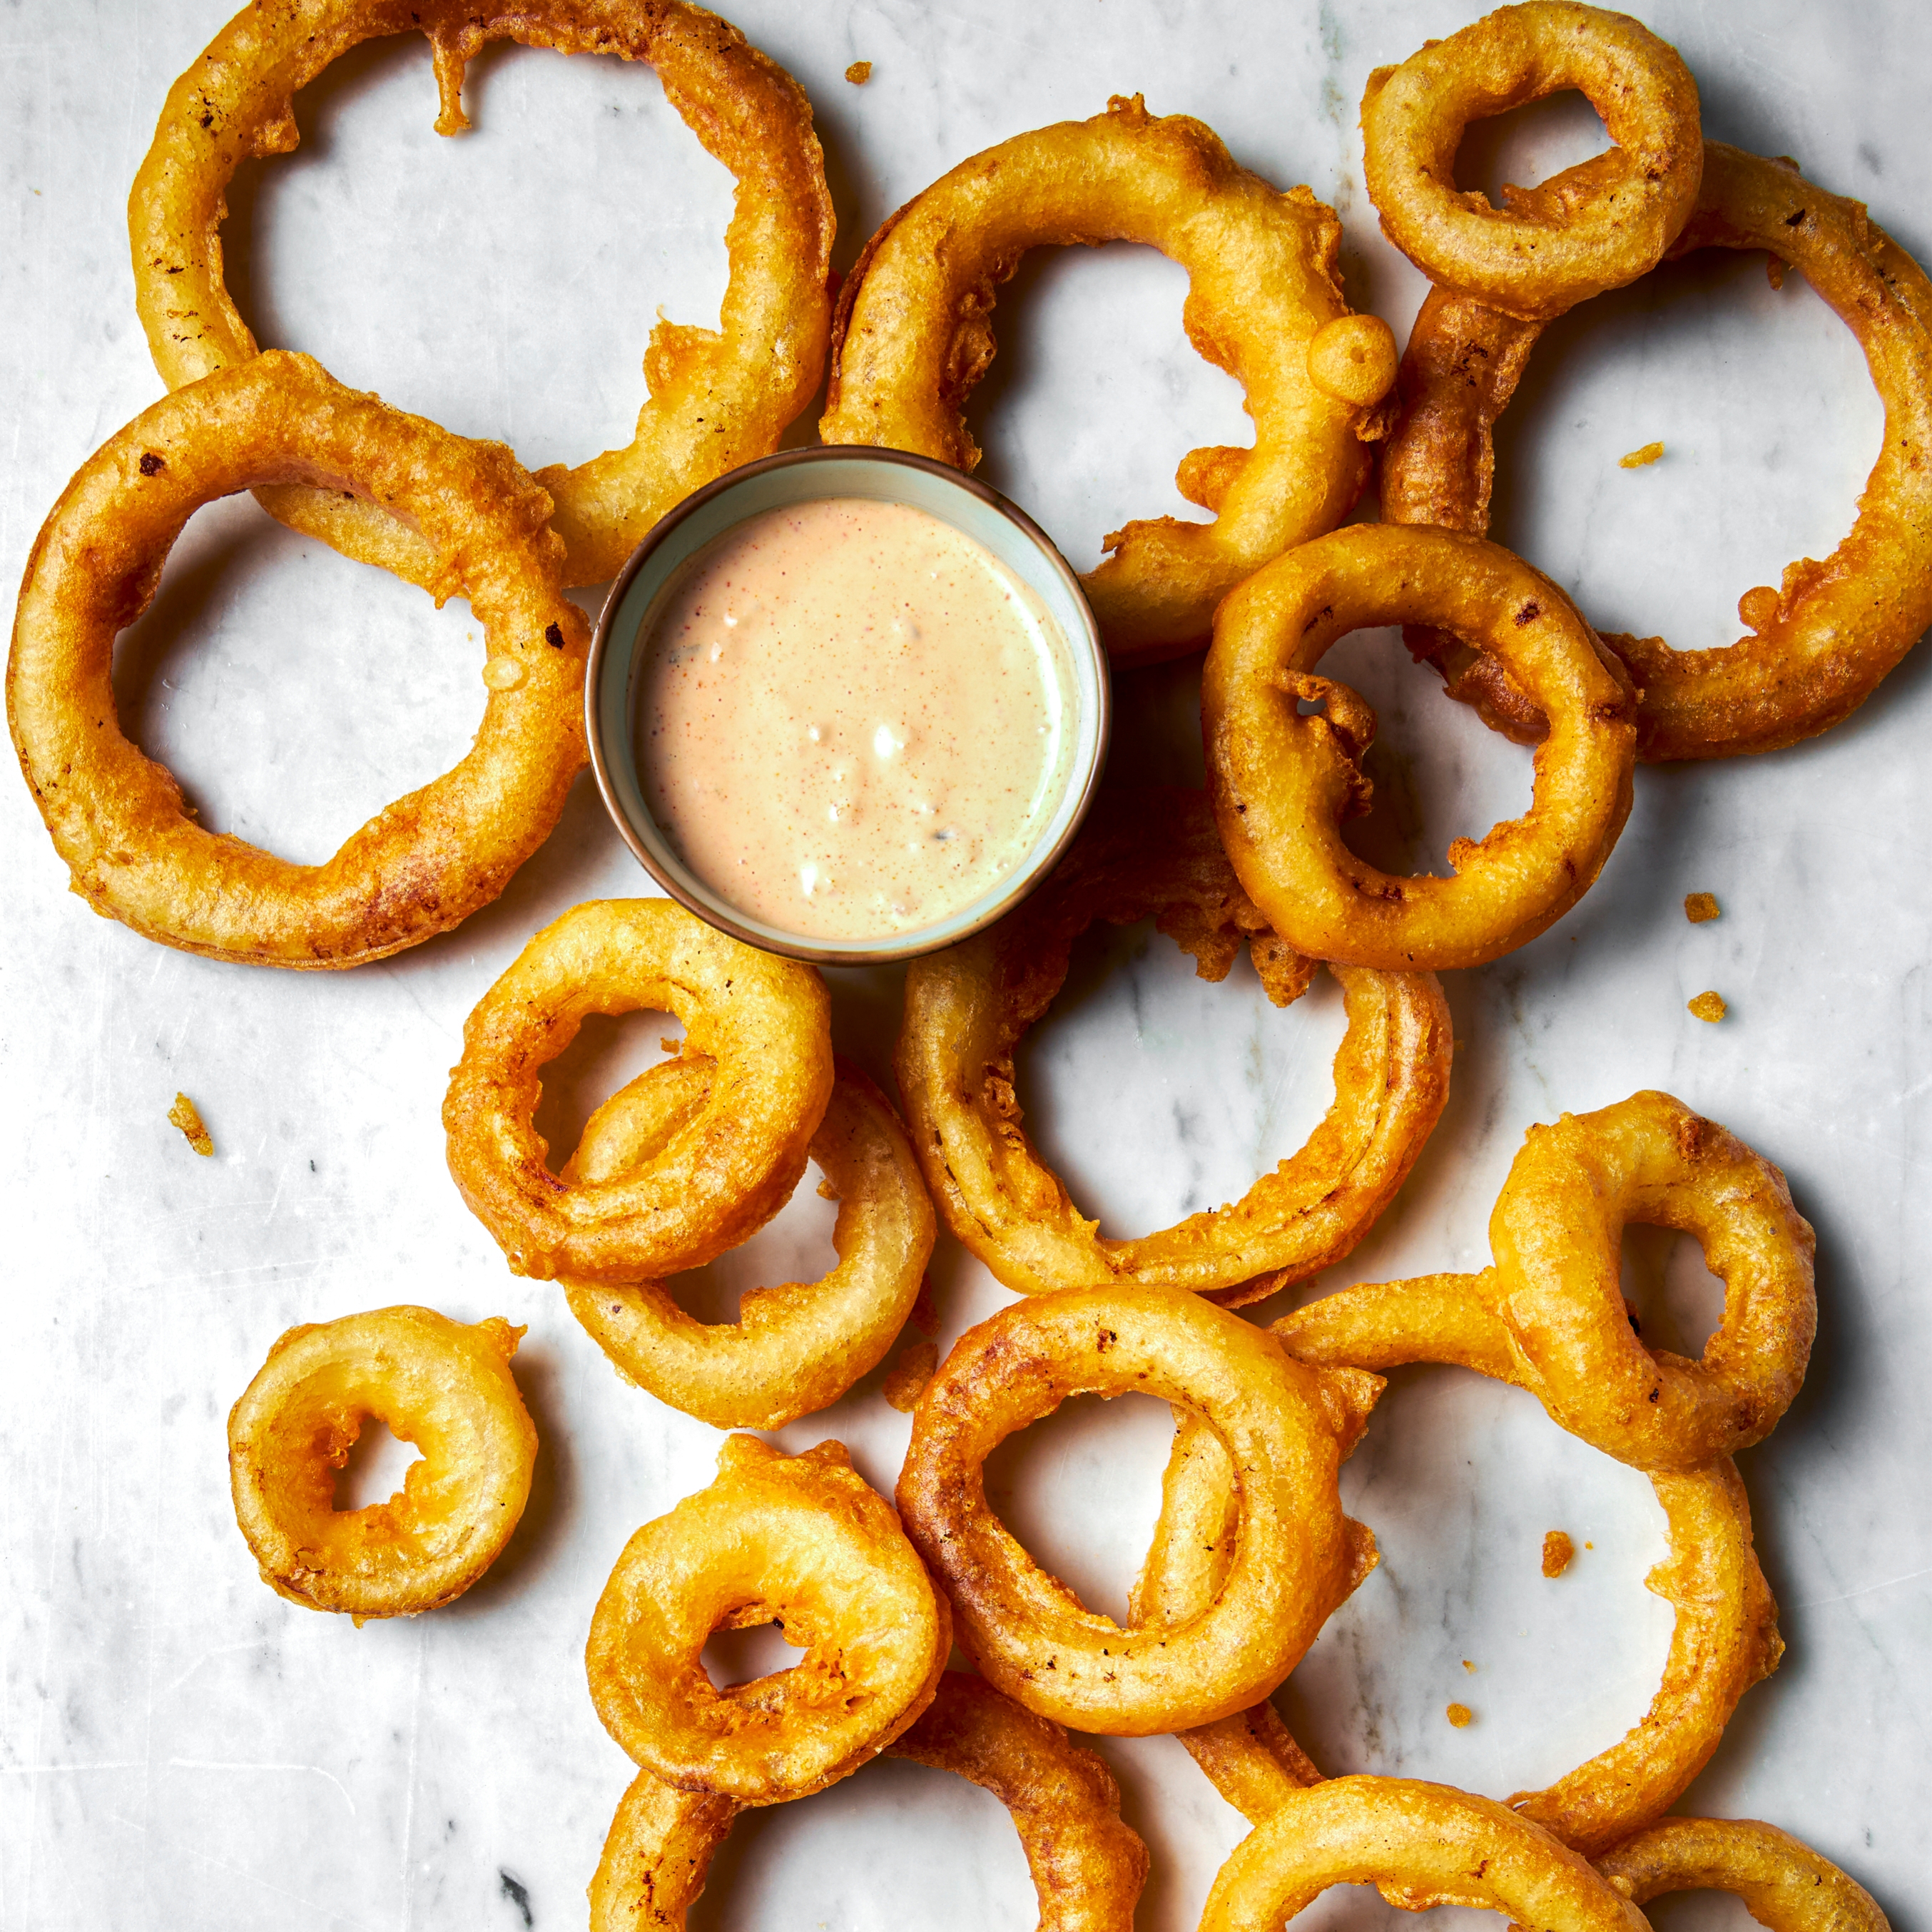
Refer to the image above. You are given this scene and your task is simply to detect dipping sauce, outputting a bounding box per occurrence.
[636,498,1070,941]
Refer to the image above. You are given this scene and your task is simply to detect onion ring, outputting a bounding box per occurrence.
[1383,143,1932,761]
[895,1287,1376,1736]
[1597,1817,1892,1932]
[442,898,834,1283]
[1203,523,1636,970]
[1201,1776,1652,1932]
[561,1057,935,1429]
[586,1434,949,1803]
[1359,3,1703,322]
[588,1776,739,1932]
[7,351,589,967]
[820,94,1395,665]
[129,0,833,593]
[227,1304,537,1620]
[893,788,1452,1306]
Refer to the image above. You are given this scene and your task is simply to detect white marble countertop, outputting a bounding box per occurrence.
[2,2,1926,1928]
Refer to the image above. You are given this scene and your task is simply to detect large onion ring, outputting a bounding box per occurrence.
[895,1288,1375,1737]
[1359,3,1702,322]
[585,1435,949,1804]
[1597,1817,1892,1932]
[7,352,589,967]
[893,788,1451,1305]
[1200,1776,1652,1932]
[1204,523,1636,970]
[1383,143,1932,761]
[587,1674,1146,1932]
[443,898,834,1283]
[227,1304,537,1620]
[130,0,833,591]
[820,93,1395,665]
[562,1057,935,1429]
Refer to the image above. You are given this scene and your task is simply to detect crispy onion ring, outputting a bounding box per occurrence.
[1597,1817,1892,1932]
[893,788,1452,1306]
[7,352,588,967]
[1201,1777,1652,1932]
[1359,3,1702,322]
[1384,143,1932,760]
[588,1674,1146,1932]
[1282,1092,1816,1470]
[586,1435,949,1804]
[561,1057,935,1429]
[895,1287,1375,1736]
[1204,523,1636,970]
[227,1304,537,1620]
[443,898,834,1283]
[820,94,1395,665]
[130,0,833,591]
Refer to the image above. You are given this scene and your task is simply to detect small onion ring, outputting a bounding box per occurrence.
[587,1674,1146,1932]
[7,352,589,967]
[130,0,833,591]
[1359,3,1703,322]
[895,1287,1374,1737]
[227,1304,537,1620]
[443,898,834,1283]
[893,788,1452,1306]
[820,94,1395,665]
[1200,1776,1652,1932]
[562,1057,935,1430]
[585,1435,950,1804]
[1596,1817,1893,1932]
[1204,523,1636,970]
[1383,143,1932,761]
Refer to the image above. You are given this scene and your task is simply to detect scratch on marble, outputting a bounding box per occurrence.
[398,1624,427,1931]
[1792,1564,1932,1612]
[168,1756,358,1817]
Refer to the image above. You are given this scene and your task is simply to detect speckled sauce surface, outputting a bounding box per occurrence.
[2,3,1928,1929]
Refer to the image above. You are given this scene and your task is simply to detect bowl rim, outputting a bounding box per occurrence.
[584,444,1111,966]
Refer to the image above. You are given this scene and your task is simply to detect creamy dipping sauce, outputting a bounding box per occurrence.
[635,498,1069,941]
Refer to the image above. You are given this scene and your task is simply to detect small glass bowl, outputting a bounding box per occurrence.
[584,447,1110,965]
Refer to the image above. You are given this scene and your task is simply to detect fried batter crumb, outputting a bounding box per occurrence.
[1687,990,1728,1022]
[1542,1530,1576,1578]
[883,1339,938,1412]
[1445,1702,1473,1728]
[168,1092,213,1156]
[1619,441,1664,468]
[1684,892,1720,923]
[1461,1659,1476,1673]
[845,60,873,83]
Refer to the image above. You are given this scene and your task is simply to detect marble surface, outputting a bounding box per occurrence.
[2,2,1928,1928]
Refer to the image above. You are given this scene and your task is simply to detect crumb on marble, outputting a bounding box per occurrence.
[1542,1530,1576,1578]
[1446,1702,1473,1728]
[169,1092,213,1156]
[1462,1659,1476,1673]
[1684,892,1720,923]
[1688,990,1727,1022]
[1619,441,1664,469]
[883,1339,939,1413]
[845,59,873,83]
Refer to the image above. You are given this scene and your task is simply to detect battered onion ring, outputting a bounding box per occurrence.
[443,898,834,1283]
[1383,143,1932,760]
[1597,1817,1892,1932]
[588,1675,1146,1932]
[820,94,1395,665]
[894,788,1452,1306]
[1359,4,1702,322]
[7,352,588,967]
[1204,523,1635,970]
[1200,1777,1652,1932]
[895,1287,1375,1737]
[586,1435,949,1803]
[227,1304,537,1620]
[561,1057,935,1429]
[130,0,833,591]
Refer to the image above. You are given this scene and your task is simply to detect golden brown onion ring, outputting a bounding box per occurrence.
[227,1304,537,1620]
[562,1057,935,1429]
[443,898,834,1283]
[820,95,1394,665]
[6,352,588,967]
[1204,524,1636,970]
[895,1287,1375,1737]
[893,788,1452,1306]
[1360,4,1702,322]
[130,0,833,591]
[1597,1817,1892,1932]
[585,1435,949,1804]
[1383,143,1932,761]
